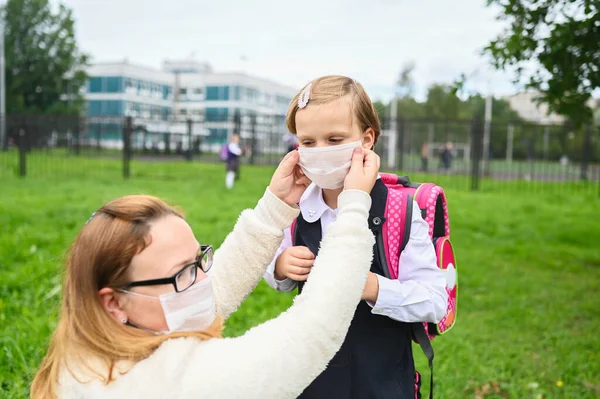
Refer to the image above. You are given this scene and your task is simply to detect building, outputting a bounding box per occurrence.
[504,92,565,124]
[84,60,297,150]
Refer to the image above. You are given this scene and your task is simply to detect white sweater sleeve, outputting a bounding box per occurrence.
[210,188,300,320]
[143,190,375,399]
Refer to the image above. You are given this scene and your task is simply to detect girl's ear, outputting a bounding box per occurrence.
[362,128,375,150]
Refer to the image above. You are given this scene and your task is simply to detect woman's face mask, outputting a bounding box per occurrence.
[298,140,362,189]
[121,275,216,335]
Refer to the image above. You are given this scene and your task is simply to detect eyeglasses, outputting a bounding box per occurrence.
[124,245,213,293]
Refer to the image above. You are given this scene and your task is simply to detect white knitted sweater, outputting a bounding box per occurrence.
[57,188,375,399]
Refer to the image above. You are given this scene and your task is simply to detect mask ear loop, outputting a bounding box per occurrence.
[116,289,167,335]
[125,319,165,335]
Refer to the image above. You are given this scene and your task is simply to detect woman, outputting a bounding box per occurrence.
[31,148,381,399]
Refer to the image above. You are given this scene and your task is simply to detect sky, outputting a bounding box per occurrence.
[55,0,521,102]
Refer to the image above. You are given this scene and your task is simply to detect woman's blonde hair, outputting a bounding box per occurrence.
[31,195,223,399]
[286,75,381,144]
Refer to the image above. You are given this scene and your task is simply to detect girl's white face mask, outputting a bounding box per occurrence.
[121,275,216,334]
[298,140,362,189]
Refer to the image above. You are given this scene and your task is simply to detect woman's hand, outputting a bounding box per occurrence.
[343,147,380,193]
[268,151,311,207]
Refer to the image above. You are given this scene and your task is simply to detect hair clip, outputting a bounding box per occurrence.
[85,212,97,225]
[298,82,312,109]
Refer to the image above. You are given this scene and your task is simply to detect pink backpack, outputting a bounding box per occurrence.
[379,173,457,338]
[380,173,457,399]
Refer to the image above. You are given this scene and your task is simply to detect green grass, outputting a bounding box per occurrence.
[1,163,599,398]
[1,149,599,196]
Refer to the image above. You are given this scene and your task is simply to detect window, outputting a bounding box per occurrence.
[187,109,203,122]
[89,101,122,117]
[87,100,102,116]
[245,88,259,103]
[152,106,161,120]
[207,128,228,144]
[139,81,149,95]
[105,77,123,93]
[205,86,219,100]
[89,123,122,140]
[205,86,230,101]
[187,87,204,101]
[163,86,172,100]
[124,102,135,117]
[88,77,103,93]
[233,86,242,101]
[162,107,171,121]
[205,107,229,121]
[104,100,123,116]
[125,79,136,94]
[140,104,150,119]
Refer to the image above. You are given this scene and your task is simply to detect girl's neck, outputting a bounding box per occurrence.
[322,187,344,210]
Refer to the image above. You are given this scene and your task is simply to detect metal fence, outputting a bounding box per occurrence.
[1,114,599,195]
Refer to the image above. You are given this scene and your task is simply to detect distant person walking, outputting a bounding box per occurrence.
[439,142,454,171]
[420,141,429,172]
[225,134,243,189]
[284,132,299,153]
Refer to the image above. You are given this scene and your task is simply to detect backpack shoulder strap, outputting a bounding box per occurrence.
[413,323,435,399]
[400,194,414,253]
[379,174,417,280]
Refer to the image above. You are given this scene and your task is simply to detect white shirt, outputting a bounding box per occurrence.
[264,182,449,323]
[228,142,243,156]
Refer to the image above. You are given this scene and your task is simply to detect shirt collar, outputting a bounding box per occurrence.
[299,183,331,223]
[299,175,381,223]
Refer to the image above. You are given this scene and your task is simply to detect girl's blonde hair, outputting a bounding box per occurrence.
[31,195,223,399]
[286,75,381,144]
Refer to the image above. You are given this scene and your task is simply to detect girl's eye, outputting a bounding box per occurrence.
[329,138,343,143]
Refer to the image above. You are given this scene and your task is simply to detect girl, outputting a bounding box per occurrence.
[31,148,382,398]
[264,76,448,399]
[225,133,243,189]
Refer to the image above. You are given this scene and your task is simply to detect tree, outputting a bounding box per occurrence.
[1,0,88,114]
[484,0,599,128]
[372,100,387,122]
[424,84,461,120]
[460,94,529,159]
[460,94,522,123]
[396,96,426,119]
